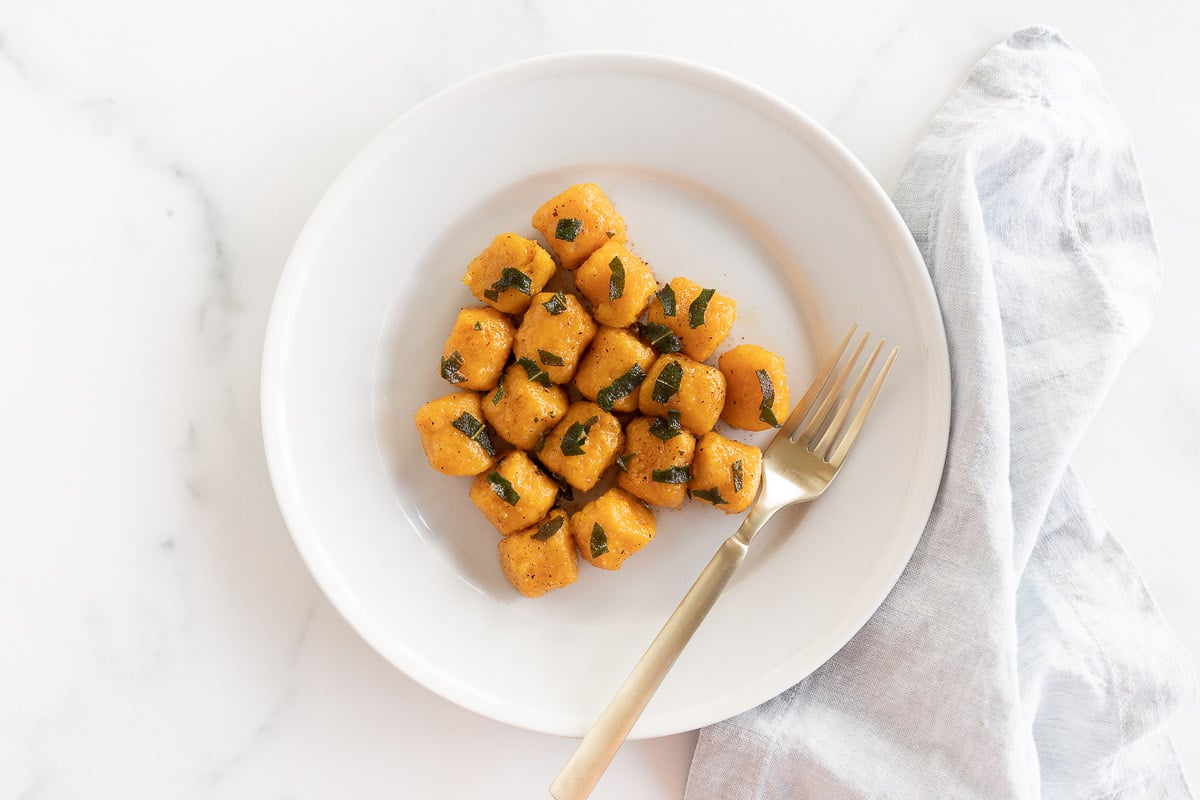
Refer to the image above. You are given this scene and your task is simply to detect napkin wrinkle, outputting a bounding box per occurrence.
[687,26,1195,800]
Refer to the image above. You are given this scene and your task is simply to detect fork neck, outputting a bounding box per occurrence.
[734,499,781,546]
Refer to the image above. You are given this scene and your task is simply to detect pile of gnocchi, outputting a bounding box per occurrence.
[413,184,791,598]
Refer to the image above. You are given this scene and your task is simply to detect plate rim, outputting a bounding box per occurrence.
[261,50,951,738]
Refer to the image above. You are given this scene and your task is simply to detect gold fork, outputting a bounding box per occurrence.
[550,324,899,800]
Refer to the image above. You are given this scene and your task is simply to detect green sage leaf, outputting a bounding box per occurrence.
[439,350,466,383]
[560,415,599,456]
[589,523,609,558]
[517,356,551,387]
[608,256,625,301]
[532,515,565,541]
[555,218,583,241]
[596,363,646,411]
[451,412,494,456]
[651,361,684,404]
[689,288,716,329]
[486,471,520,505]
[655,284,677,316]
[691,487,728,505]
[651,465,691,484]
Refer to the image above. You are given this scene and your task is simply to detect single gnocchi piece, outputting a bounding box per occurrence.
[439,307,516,391]
[534,401,624,492]
[570,488,656,571]
[573,240,658,327]
[645,276,737,362]
[616,415,697,509]
[512,291,598,385]
[638,353,726,436]
[469,451,559,535]
[688,431,763,514]
[574,327,656,414]
[531,183,627,270]
[482,363,569,451]
[462,232,556,314]
[718,344,790,431]
[413,391,498,476]
[498,508,578,597]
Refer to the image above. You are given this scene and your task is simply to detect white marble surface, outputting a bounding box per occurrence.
[1,1,1197,797]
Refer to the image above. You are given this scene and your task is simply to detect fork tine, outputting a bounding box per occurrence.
[798,330,870,442]
[811,338,884,460]
[778,324,857,439]
[828,345,899,467]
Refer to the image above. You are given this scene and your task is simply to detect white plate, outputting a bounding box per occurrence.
[262,52,950,739]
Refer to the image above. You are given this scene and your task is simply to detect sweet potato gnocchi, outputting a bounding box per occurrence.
[413,182,795,597]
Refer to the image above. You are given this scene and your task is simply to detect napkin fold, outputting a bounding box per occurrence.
[687,27,1196,799]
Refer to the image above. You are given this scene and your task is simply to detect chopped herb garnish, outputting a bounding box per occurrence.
[595,363,646,411]
[652,465,692,484]
[615,452,638,472]
[486,471,520,505]
[651,361,684,404]
[655,284,677,316]
[517,356,551,387]
[555,218,583,241]
[689,288,716,329]
[691,487,728,505]
[608,256,625,301]
[638,322,682,354]
[534,430,548,454]
[648,410,682,441]
[484,267,533,302]
[532,515,565,541]
[756,369,781,427]
[473,321,482,330]
[542,291,568,315]
[731,460,745,493]
[589,523,609,558]
[538,349,565,367]
[440,350,466,383]
[451,412,494,456]
[560,415,599,456]
[492,375,504,405]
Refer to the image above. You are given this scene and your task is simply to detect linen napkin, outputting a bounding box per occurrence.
[687,27,1196,800]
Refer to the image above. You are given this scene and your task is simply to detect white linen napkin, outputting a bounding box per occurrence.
[686,27,1196,799]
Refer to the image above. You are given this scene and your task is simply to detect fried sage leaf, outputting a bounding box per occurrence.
[655,283,677,316]
[517,356,551,387]
[532,515,565,541]
[538,349,565,367]
[648,410,682,441]
[756,368,781,427]
[483,267,532,302]
[691,487,728,505]
[486,471,520,505]
[652,361,684,404]
[451,412,494,456]
[596,363,646,411]
[689,287,716,329]
[560,415,599,456]
[439,350,466,383]
[542,291,568,315]
[638,322,682,354]
[651,465,692,484]
[608,256,625,301]
[555,218,583,241]
[589,522,609,558]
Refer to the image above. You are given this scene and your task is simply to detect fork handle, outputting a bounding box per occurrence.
[549,534,750,800]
